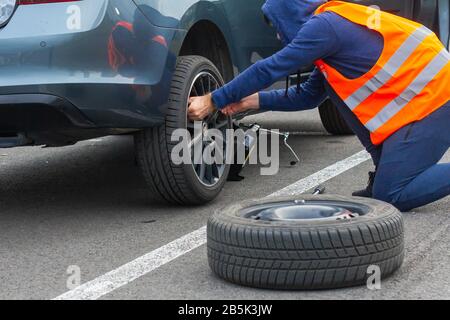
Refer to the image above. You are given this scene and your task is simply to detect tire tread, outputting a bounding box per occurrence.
[207,196,404,290]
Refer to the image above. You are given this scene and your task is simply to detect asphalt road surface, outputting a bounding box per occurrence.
[0,110,449,300]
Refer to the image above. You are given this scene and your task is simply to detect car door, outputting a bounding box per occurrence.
[438,0,450,48]
[347,0,414,18]
[220,0,280,71]
[350,0,442,31]
[226,0,415,73]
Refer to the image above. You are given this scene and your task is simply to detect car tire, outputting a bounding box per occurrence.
[319,99,354,135]
[207,195,404,290]
[135,55,232,205]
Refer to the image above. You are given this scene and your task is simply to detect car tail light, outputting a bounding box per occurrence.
[18,0,81,4]
[0,0,82,28]
[0,0,17,27]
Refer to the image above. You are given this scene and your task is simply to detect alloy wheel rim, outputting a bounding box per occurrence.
[241,200,370,222]
[186,71,230,187]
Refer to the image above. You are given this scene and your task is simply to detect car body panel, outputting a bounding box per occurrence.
[0,0,277,134]
[0,0,178,129]
[0,0,447,147]
[349,0,414,16]
[438,0,450,48]
[133,0,279,71]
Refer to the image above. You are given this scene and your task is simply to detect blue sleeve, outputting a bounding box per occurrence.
[258,68,327,111]
[211,15,339,109]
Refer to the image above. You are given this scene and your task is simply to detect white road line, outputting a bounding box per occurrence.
[54,150,371,300]
[54,228,207,300]
[270,150,371,197]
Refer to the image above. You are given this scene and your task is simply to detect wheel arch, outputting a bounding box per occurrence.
[134,1,239,81]
[162,1,239,81]
[178,20,235,82]
[413,0,439,30]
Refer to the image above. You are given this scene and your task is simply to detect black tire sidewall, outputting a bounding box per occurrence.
[167,56,231,202]
[319,99,354,135]
[207,194,404,289]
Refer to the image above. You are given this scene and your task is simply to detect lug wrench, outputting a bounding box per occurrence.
[312,185,326,195]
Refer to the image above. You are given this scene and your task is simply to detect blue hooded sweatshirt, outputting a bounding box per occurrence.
[211,0,387,164]
[211,0,449,168]
[211,0,384,112]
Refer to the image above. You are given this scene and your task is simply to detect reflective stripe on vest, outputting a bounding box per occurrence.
[314,1,450,145]
[344,26,433,111]
[365,49,450,132]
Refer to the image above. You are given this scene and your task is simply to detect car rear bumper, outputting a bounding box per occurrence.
[0,93,95,132]
[0,93,142,148]
[0,93,103,148]
[0,0,180,130]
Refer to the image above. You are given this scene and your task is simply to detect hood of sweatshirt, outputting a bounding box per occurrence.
[262,0,327,45]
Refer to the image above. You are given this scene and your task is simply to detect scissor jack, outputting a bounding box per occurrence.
[228,123,302,181]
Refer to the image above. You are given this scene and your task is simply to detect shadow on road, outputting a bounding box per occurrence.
[0,136,168,213]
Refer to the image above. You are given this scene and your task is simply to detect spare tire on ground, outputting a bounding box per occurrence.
[207,195,404,290]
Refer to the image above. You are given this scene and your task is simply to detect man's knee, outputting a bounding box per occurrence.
[372,185,394,203]
[373,185,408,211]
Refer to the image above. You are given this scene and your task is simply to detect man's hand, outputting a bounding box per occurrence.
[221,93,260,116]
[188,94,216,121]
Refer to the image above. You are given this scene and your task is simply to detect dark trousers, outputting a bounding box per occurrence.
[328,86,450,211]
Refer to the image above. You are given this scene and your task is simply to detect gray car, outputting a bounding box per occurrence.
[0,0,449,204]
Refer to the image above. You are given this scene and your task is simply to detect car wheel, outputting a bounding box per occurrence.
[319,99,354,135]
[207,195,404,290]
[135,56,232,205]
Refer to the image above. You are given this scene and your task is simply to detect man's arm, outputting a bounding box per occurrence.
[259,68,327,111]
[221,68,327,116]
[211,15,339,109]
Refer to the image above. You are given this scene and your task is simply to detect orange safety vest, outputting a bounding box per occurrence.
[314,1,450,145]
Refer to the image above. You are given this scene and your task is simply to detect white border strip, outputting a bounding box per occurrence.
[54,150,370,300]
[54,227,207,300]
[270,150,371,197]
